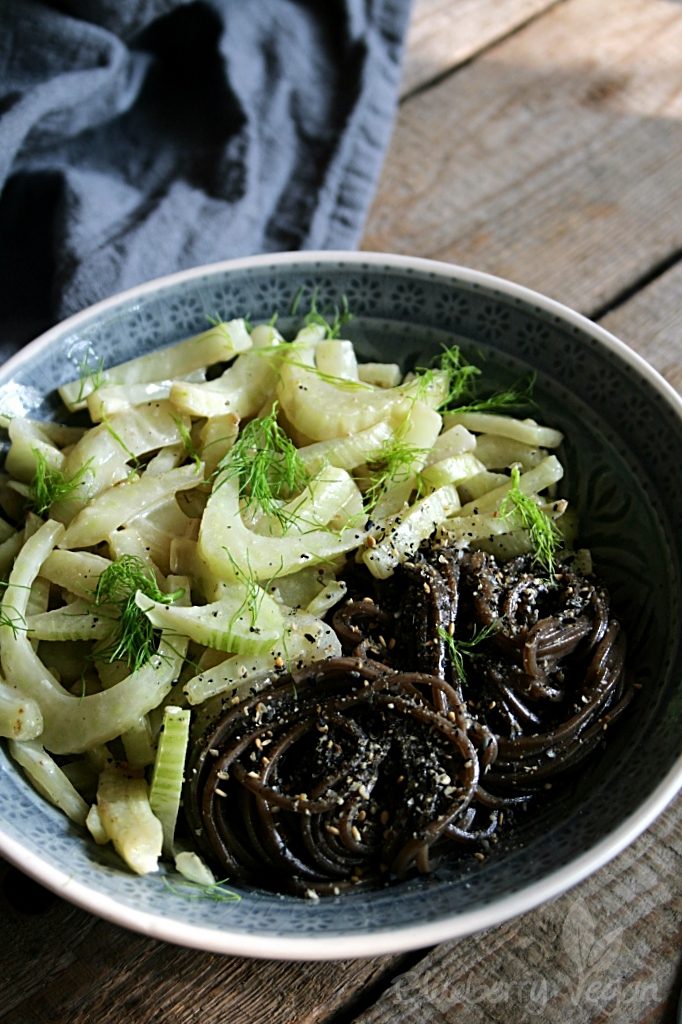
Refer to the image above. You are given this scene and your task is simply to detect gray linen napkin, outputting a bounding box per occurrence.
[0,0,412,358]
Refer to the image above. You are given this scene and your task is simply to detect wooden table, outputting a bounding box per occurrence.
[1,1,681,1021]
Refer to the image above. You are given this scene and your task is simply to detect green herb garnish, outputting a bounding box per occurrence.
[289,286,305,317]
[206,312,254,335]
[451,374,536,414]
[214,402,311,529]
[414,345,535,414]
[76,354,105,402]
[30,450,93,516]
[437,621,499,683]
[498,465,563,574]
[102,418,140,471]
[0,604,27,638]
[284,360,373,392]
[437,345,482,407]
[304,293,352,339]
[162,877,241,903]
[173,416,202,471]
[94,555,184,672]
[412,345,479,406]
[364,437,428,513]
[222,549,284,628]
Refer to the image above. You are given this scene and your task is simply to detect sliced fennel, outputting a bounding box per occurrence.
[149,706,191,856]
[184,610,341,705]
[52,401,191,522]
[59,320,252,411]
[0,306,573,885]
[362,483,461,579]
[96,761,163,875]
[198,466,366,582]
[0,680,43,740]
[9,739,88,825]
[135,582,284,655]
[0,522,189,753]
[60,463,202,549]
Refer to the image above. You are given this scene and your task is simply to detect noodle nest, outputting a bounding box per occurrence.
[186,545,633,896]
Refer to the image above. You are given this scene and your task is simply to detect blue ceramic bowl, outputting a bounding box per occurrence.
[0,252,680,958]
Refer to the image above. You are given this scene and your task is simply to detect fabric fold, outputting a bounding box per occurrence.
[0,0,412,359]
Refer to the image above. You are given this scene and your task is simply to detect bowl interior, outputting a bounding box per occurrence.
[0,254,680,955]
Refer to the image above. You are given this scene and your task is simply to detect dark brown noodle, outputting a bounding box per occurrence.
[185,657,499,895]
[185,544,633,895]
[333,547,633,797]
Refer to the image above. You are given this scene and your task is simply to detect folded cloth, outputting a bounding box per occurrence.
[0,0,412,359]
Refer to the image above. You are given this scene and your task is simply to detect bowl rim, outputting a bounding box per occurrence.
[4,249,682,420]
[0,758,680,959]
[1,249,680,960]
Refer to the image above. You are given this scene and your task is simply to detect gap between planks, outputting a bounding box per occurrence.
[364,0,682,318]
[401,0,565,99]
[345,799,682,1024]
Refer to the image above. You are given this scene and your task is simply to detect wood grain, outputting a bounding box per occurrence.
[0,866,404,1024]
[364,0,682,316]
[600,259,682,394]
[402,0,559,96]
[352,798,682,1024]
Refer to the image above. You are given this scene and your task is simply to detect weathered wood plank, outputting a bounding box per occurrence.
[600,259,682,395]
[402,0,559,96]
[352,797,682,1024]
[0,865,403,1024]
[364,0,682,317]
